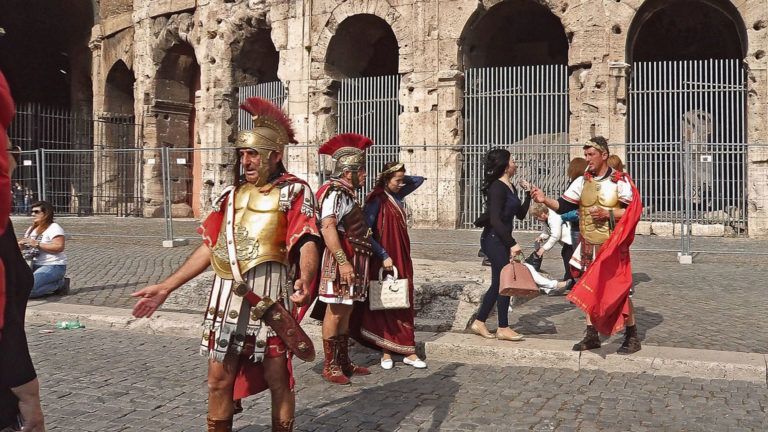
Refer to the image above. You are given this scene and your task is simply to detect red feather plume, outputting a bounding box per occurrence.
[319,133,373,156]
[239,97,297,143]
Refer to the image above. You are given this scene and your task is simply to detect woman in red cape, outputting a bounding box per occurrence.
[351,162,427,370]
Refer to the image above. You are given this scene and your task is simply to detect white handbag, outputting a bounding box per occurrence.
[368,266,410,311]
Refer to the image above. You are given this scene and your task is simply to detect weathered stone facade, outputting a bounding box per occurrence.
[88,0,768,235]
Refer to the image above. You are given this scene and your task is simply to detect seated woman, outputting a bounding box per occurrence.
[18,201,68,298]
[520,262,568,296]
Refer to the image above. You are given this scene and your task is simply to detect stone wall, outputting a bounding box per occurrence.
[89,0,768,236]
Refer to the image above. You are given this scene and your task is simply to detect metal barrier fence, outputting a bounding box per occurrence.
[10,143,768,257]
[337,75,401,193]
[237,81,287,129]
[463,65,569,228]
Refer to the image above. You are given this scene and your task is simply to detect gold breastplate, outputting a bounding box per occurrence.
[579,176,621,245]
[211,183,288,279]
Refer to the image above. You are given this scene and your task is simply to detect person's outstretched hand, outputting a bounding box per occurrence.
[131,284,170,318]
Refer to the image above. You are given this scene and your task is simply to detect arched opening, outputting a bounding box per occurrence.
[326,14,401,193]
[460,0,568,69]
[0,0,94,108]
[459,0,569,228]
[326,14,399,79]
[626,0,748,232]
[233,29,286,133]
[1,0,94,215]
[104,60,136,116]
[95,60,139,215]
[627,0,746,62]
[233,31,279,86]
[154,43,201,218]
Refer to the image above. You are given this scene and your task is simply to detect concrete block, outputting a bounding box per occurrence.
[635,221,652,235]
[677,253,693,264]
[691,223,725,237]
[651,222,680,237]
[163,238,189,248]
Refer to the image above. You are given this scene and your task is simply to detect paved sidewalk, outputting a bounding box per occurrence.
[13,216,768,354]
[27,324,768,432]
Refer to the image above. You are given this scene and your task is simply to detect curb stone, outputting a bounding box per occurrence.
[26,301,768,386]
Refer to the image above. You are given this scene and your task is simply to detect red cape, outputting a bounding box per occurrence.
[196,174,320,399]
[566,173,643,336]
[0,70,15,341]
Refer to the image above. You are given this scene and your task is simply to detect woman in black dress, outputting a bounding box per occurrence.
[471,149,531,342]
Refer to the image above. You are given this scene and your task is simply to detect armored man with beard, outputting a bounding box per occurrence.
[132,98,320,432]
[312,133,375,385]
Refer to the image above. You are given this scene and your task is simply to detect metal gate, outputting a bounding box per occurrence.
[627,59,747,235]
[337,75,401,193]
[7,104,140,216]
[237,81,287,130]
[462,65,570,229]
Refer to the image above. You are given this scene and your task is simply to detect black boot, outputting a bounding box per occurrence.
[616,325,641,354]
[572,325,601,351]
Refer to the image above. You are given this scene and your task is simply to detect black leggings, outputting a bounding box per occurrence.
[561,243,575,280]
[476,232,511,328]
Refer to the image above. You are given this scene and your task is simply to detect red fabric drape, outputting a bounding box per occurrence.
[0,70,16,340]
[351,188,417,355]
[566,173,643,336]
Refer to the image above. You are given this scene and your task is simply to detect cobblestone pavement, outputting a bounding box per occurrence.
[13,216,768,353]
[28,325,768,432]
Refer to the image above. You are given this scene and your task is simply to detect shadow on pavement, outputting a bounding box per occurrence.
[296,363,460,432]
[633,306,664,341]
[512,302,574,335]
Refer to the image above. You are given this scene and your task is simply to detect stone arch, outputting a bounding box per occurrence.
[626,0,747,62]
[310,1,411,79]
[104,60,135,115]
[459,0,569,69]
[0,0,94,109]
[325,14,400,79]
[232,27,280,86]
[151,40,201,218]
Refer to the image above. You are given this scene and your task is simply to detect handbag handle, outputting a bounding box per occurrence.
[378,265,399,282]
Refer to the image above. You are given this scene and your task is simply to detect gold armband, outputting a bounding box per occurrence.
[333,250,349,266]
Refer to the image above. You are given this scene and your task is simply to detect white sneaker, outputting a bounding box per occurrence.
[380,358,394,370]
[403,357,427,369]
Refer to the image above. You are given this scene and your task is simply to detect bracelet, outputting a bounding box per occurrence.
[333,250,349,266]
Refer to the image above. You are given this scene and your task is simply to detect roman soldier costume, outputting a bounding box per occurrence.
[197,97,320,431]
[560,139,643,353]
[312,133,374,385]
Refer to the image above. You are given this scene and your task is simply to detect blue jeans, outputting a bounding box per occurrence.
[476,232,511,328]
[29,264,67,298]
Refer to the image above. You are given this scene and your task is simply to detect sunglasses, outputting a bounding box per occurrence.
[30,209,42,215]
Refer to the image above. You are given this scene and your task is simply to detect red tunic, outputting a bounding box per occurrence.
[566,172,643,336]
[0,71,15,339]
[196,173,320,399]
[352,187,416,355]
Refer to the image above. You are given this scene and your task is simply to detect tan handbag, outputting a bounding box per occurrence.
[499,262,539,298]
[369,266,410,310]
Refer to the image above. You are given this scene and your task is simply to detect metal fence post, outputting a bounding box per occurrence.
[38,148,47,201]
[162,146,174,243]
[679,140,693,264]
